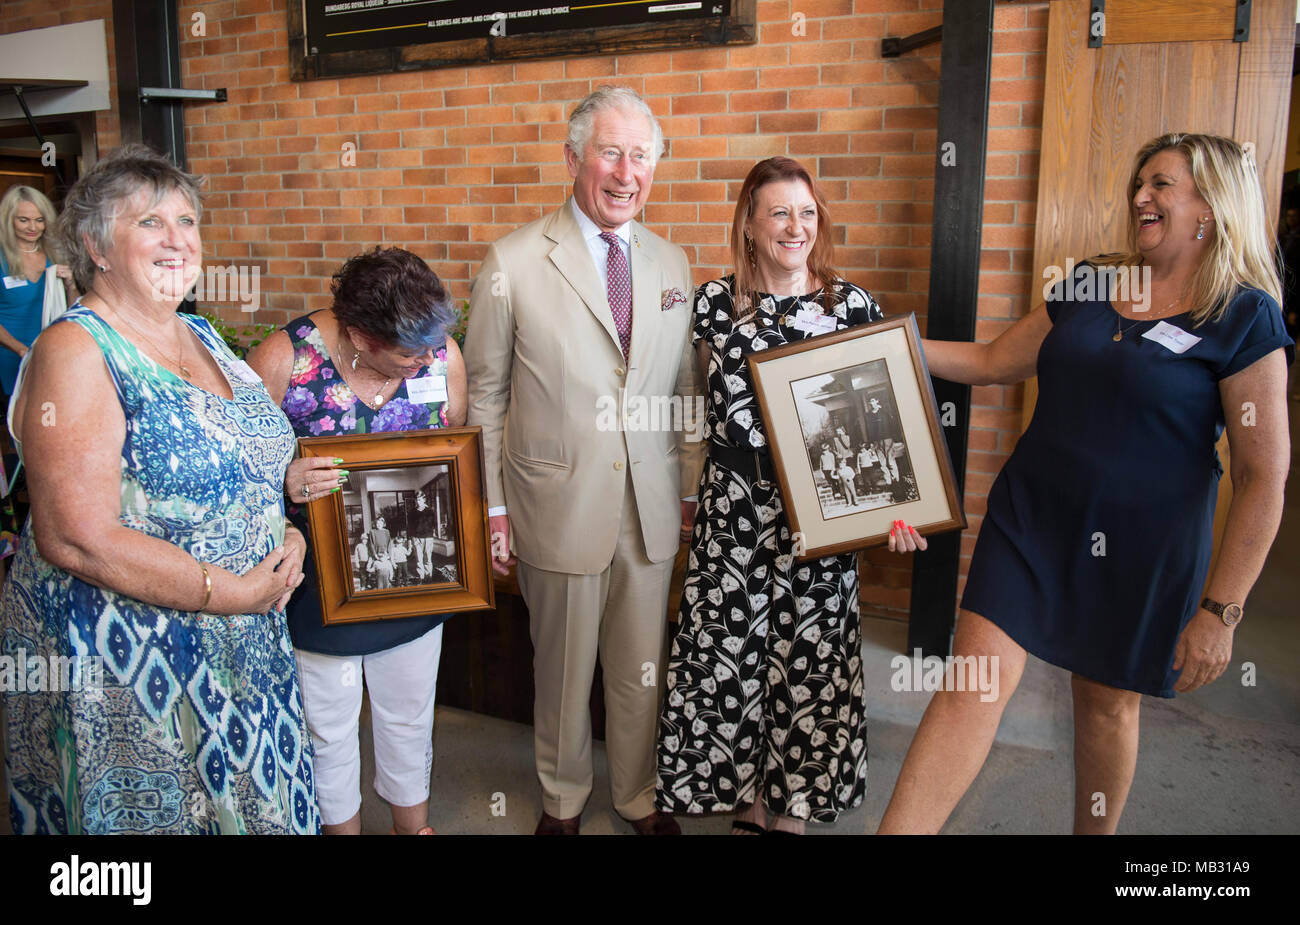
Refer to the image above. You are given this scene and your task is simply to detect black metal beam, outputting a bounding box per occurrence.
[882,25,943,59]
[112,0,187,166]
[1089,1,1104,49]
[907,0,994,659]
[8,88,46,150]
[6,87,66,191]
[1235,0,1252,43]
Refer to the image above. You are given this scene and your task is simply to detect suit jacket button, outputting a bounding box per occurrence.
[615,366,626,377]
[614,460,624,470]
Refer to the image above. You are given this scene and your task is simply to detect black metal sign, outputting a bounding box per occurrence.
[304,1,731,56]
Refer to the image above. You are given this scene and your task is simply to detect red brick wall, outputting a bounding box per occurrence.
[1,0,1052,620]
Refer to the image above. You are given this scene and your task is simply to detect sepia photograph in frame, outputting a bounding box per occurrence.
[747,313,965,560]
[297,427,495,625]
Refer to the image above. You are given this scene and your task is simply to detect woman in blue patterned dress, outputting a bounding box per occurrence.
[248,247,467,835]
[1,146,318,834]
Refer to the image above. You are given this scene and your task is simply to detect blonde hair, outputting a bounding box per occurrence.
[1093,133,1281,326]
[0,185,62,275]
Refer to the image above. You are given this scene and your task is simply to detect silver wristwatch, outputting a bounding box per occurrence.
[1201,596,1243,627]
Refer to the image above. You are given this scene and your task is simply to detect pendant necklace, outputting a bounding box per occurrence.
[1114,295,1183,343]
[112,304,192,377]
[341,336,392,407]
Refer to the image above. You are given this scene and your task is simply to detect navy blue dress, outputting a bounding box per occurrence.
[961,263,1293,697]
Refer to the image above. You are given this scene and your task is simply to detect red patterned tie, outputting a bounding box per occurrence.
[600,231,632,360]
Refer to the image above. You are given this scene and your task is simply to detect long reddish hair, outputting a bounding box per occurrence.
[729,156,841,319]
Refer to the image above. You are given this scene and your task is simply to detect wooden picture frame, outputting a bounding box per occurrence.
[297,427,494,625]
[746,314,965,560]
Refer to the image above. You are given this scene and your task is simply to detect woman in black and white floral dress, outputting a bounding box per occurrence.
[656,158,925,834]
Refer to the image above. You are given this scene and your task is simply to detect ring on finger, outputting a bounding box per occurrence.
[302,482,311,499]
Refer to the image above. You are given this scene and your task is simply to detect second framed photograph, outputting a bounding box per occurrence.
[747,313,965,560]
[297,427,495,625]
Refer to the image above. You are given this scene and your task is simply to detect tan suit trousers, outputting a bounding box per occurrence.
[516,475,673,821]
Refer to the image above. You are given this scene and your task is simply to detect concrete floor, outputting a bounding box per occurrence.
[375,390,1300,836]
[3,394,1298,835]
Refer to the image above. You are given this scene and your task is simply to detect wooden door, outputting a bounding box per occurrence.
[1025,0,1295,563]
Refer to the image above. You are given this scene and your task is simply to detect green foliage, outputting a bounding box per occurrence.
[448,298,469,348]
[201,313,276,359]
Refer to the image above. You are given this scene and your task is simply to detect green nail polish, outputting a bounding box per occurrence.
[338,470,350,476]
[333,457,345,464]
[330,486,340,493]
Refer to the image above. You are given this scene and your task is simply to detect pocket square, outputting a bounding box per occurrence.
[661,287,688,312]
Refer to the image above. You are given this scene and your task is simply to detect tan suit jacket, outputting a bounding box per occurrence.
[464,200,705,574]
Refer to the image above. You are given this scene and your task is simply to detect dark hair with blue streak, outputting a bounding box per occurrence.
[331,247,455,350]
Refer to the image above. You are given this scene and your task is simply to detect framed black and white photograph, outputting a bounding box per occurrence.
[298,428,495,625]
[748,314,965,559]
[342,464,459,594]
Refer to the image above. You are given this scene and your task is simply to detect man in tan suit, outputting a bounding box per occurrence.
[463,87,703,835]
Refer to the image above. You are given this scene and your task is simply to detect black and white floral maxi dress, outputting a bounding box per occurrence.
[655,275,884,823]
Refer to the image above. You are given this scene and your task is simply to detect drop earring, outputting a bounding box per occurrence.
[1196,218,1206,240]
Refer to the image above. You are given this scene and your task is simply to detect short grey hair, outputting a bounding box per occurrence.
[55,144,204,293]
[565,86,665,163]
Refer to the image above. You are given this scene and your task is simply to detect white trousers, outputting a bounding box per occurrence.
[293,625,444,826]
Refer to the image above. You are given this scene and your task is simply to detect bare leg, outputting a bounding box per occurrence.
[731,801,767,835]
[769,811,806,835]
[877,610,1027,834]
[1070,674,1141,835]
[390,799,434,835]
[324,811,361,835]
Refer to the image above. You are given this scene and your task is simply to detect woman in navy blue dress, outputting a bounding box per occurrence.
[879,134,1292,834]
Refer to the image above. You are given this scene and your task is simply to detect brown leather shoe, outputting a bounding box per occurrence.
[534,812,580,835]
[627,811,681,835]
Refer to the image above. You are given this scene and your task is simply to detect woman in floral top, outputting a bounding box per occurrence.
[655,158,924,834]
[248,247,467,835]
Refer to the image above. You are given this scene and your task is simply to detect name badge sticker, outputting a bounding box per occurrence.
[227,359,263,385]
[406,374,448,404]
[1141,320,1202,355]
[3,276,28,289]
[791,309,837,336]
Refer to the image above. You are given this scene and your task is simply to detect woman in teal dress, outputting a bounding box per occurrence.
[0,185,76,399]
[1,146,319,834]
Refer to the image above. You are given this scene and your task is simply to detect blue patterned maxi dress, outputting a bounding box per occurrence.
[1,306,321,834]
